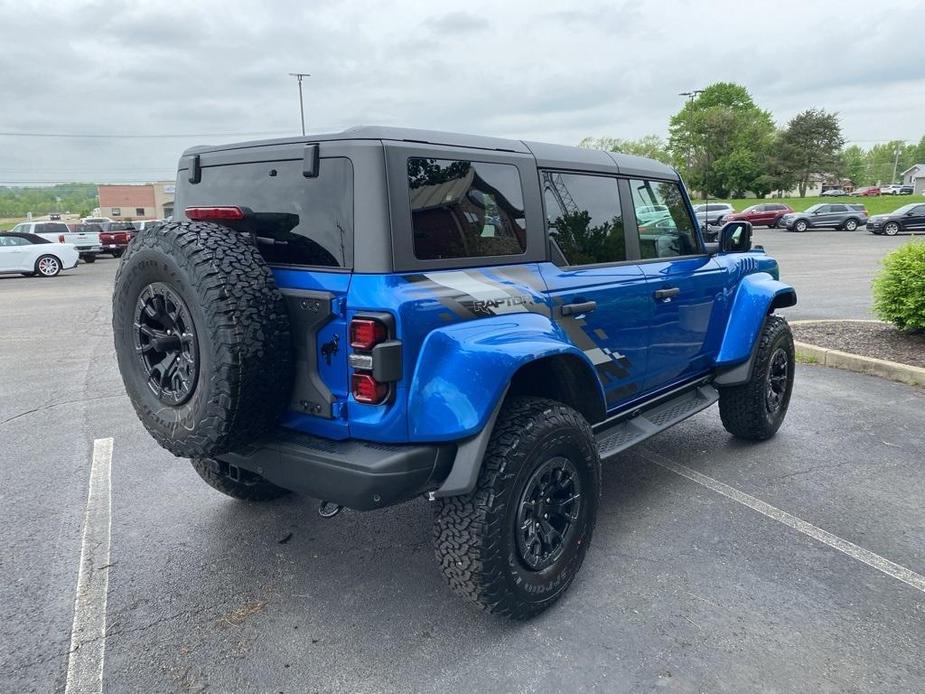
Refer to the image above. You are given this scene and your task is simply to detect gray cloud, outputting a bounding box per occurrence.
[0,0,923,184]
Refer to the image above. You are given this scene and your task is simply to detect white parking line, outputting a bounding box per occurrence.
[65,437,113,694]
[641,449,925,594]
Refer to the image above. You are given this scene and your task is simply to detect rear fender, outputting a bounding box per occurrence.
[407,312,604,441]
[714,272,796,373]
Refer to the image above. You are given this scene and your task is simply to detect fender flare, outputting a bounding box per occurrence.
[714,272,796,385]
[406,312,605,442]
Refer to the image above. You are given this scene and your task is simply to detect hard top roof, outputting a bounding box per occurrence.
[182,125,678,180]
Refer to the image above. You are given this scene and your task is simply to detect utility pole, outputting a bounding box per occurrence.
[289,72,311,136]
[891,142,902,184]
[679,90,704,196]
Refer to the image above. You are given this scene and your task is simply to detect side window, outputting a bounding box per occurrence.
[541,172,625,266]
[830,205,846,213]
[407,158,526,260]
[629,179,699,259]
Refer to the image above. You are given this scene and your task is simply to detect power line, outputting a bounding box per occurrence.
[0,129,293,139]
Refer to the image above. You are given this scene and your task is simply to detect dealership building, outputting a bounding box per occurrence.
[97,182,174,220]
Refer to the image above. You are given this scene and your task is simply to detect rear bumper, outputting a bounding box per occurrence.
[217,429,456,510]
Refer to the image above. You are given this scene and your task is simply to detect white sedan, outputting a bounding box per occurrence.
[0,232,80,277]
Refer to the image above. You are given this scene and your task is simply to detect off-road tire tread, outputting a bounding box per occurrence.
[432,397,600,620]
[113,220,292,457]
[718,315,794,441]
[190,458,290,502]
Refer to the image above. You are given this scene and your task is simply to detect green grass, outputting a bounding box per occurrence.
[696,195,923,216]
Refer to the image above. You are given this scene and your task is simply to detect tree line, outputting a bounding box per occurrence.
[581,82,925,198]
[0,183,98,218]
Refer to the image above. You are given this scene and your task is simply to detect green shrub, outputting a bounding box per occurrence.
[873,241,925,331]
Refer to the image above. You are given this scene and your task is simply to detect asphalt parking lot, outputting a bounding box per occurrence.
[2,229,923,693]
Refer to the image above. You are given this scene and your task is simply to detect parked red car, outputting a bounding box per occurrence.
[98,221,136,258]
[721,202,794,228]
[851,186,881,197]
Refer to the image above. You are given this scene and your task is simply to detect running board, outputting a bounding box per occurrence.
[595,385,719,461]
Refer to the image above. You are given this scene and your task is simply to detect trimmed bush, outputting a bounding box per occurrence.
[873,241,925,331]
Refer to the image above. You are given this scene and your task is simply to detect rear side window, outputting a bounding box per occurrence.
[181,158,354,268]
[629,179,699,259]
[407,158,526,260]
[542,172,625,265]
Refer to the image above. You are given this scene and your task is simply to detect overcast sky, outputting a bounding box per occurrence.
[1,0,923,184]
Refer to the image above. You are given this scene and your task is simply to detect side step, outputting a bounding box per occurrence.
[595,384,719,461]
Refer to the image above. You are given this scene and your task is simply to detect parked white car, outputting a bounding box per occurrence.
[9,221,102,262]
[0,232,79,277]
[880,184,903,195]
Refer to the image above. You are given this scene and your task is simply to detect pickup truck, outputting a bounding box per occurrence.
[98,221,136,257]
[9,221,101,262]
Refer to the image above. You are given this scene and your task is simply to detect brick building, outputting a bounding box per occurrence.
[97,182,174,220]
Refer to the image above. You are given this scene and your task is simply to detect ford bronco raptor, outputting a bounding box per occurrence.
[112,126,797,619]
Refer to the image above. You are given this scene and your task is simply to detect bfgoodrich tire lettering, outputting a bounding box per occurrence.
[432,397,601,620]
[718,315,795,441]
[112,221,293,458]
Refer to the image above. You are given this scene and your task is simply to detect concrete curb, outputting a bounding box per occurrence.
[794,340,925,387]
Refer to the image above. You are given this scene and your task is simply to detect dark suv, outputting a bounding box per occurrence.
[112,126,797,619]
[778,203,869,232]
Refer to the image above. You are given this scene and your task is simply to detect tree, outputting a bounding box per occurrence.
[865,140,915,184]
[840,144,867,186]
[579,135,671,164]
[667,82,775,198]
[912,135,925,167]
[778,109,845,197]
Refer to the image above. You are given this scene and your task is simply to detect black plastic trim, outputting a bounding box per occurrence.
[218,430,456,510]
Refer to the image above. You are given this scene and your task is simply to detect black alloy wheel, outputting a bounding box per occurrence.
[765,347,789,414]
[515,456,583,571]
[133,282,199,406]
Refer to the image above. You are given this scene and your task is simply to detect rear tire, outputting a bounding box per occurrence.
[35,255,61,277]
[719,315,795,441]
[843,218,859,231]
[112,249,124,258]
[191,458,290,501]
[432,397,600,620]
[81,254,97,263]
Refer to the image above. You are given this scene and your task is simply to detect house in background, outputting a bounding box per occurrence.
[900,164,925,194]
[97,182,174,220]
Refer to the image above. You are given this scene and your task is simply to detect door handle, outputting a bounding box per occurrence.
[654,287,680,300]
[560,300,597,316]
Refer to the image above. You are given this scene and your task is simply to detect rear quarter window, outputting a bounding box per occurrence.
[178,157,354,268]
[407,157,526,260]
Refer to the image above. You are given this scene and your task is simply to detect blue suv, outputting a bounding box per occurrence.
[112,126,797,619]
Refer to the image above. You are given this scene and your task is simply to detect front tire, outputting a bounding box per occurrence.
[719,315,794,441]
[432,397,600,620]
[793,220,808,232]
[884,222,900,236]
[191,458,290,501]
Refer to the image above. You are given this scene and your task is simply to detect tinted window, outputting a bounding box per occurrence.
[629,179,699,259]
[830,205,847,212]
[182,158,354,268]
[542,172,625,266]
[407,158,526,260]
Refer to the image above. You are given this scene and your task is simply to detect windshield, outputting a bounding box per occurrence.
[804,204,823,213]
[743,205,760,212]
[892,204,917,215]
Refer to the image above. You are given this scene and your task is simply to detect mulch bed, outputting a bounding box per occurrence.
[792,321,925,369]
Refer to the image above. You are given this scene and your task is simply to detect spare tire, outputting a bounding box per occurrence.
[112,221,292,458]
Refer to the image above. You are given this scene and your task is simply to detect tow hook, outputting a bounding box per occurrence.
[318,500,343,518]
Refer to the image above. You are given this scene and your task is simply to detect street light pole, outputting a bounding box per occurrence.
[289,72,311,136]
[678,90,704,195]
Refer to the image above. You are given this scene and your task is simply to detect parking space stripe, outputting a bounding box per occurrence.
[641,449,925,594]
[65,437,113,694]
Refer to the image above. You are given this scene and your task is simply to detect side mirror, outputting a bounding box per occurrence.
[719,221,752,253]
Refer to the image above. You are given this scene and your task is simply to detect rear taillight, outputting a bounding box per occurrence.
[185,206,246,221]
[348,316,399,406]
[58,234,65,242]
[351,373,389,404]
[350,318,388,350]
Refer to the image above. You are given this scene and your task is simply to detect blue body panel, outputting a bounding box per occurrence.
[713,257,794,366]
[269,250,792,444]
